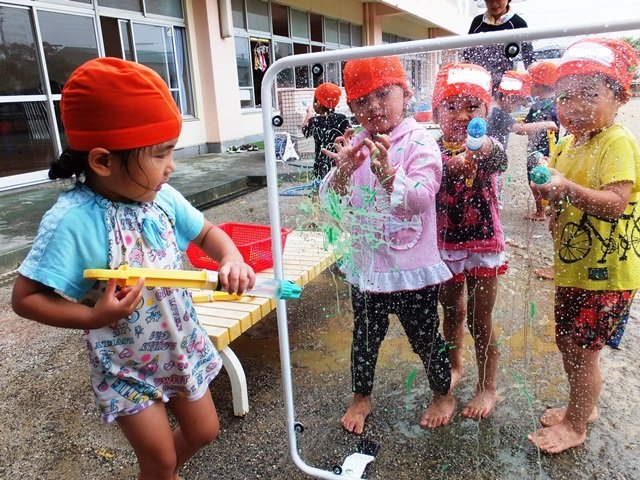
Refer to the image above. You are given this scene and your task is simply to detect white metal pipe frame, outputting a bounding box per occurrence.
[259,17,640,479]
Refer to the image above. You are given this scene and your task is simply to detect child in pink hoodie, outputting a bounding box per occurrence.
[319,56,454,435]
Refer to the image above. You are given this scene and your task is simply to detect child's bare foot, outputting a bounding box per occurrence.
[341,394,371,435]
[461,387,497,419]
[539,406,598,427]
[419,393,456,429]
[534,266,554,280]
[528,422,587,454]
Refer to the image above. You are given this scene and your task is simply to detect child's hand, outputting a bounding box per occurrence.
[530,167,568,204]
[217,258,255,295]
[322,128,367,175]
[90,278,144,329]
[364,134,395,190]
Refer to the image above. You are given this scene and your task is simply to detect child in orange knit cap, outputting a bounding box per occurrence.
[319,56,454,434]
[12,57,255,480]
[528,37,640,454]
[302,82,350,182]
[524,61,561,221]
[488,70,559,150]
[432,63,507,420]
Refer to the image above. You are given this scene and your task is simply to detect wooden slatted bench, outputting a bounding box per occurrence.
[193,230,337,416]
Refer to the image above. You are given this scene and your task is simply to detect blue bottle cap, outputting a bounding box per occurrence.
[467,117,487,138]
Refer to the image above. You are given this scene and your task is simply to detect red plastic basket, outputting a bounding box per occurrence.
[186,223,291,273]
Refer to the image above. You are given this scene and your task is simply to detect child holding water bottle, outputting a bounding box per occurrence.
[528,38,640,454]
[320,56,454,434]
[432,63,508,419]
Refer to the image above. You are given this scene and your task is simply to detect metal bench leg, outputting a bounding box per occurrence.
[218,346,249,417]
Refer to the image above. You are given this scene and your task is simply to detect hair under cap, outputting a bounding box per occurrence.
[61,57,182,151]
[314,82,342,109]
[557,37,638,96]
[497,70,532,97]
[432,63,493,109]
[528,61,558,87]
[342,56,409,102]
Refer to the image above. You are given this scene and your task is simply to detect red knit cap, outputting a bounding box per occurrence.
[342,56,409,102]
[61,57,182,151]
[528,61,558,87]
[557,37,639,96]
[432,63,492,110]
[314,82,342,109]
[497,70,532,97]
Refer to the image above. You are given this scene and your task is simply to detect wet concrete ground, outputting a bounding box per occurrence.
[0,100,639,479]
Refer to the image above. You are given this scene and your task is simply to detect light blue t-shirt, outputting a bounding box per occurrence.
[19,183,204,300]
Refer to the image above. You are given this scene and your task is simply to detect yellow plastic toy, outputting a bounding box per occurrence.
[84,264,219,290]
[83,265,302,300]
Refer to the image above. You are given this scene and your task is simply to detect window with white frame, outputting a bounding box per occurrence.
[232,1,363,109]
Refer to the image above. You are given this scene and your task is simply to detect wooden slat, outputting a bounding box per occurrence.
[194,231,338,349]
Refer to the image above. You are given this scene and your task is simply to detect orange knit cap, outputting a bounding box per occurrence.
[557,37,639,96]
[432,63,493,109]
[342,56,409,102]
[314,82,342,109]
[61,57,182,151]
[497,70,532,97]
[528,61,558,87]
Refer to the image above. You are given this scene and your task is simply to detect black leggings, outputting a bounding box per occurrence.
[349,285,451,396]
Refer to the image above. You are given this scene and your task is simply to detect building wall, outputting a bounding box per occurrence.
[0,0,476,190]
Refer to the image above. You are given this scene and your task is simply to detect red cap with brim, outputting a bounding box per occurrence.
[557,38,638,96]
[497,70,532,97]
[432,63,493,109]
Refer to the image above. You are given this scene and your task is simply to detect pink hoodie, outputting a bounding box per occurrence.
[319,117,452,293]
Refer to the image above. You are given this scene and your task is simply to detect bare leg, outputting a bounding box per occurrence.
[462,276,500,419]
[341,394,372,435]
[419,392,456,429]
[529,332,601,453]
[439,279,466,389]
[169,390,219,474]
[116,401,178,480]
[540,406,598,427]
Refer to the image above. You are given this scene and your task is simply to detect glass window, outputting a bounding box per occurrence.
[0,101,56,178]
[119,20,135,60]
[231,0,246,29]
[0,6,43,96]
[291,9,308,39]
[324,18,338,44]
[133,23,174,85]
[339,22,350,46]
[173,27,194,116]
[146,0,183,18]
[37,11,99,93]
[274,41,293,88]
[310,13,322,42]
[246,0,269,32]
[351,25,362,47]
[324,58,340,85]
[235,37,252,88]
[97,0,142,12]
[271,3,288,37]
[293,43,309,88]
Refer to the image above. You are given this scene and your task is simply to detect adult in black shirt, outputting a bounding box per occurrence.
[463,0,533,91]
